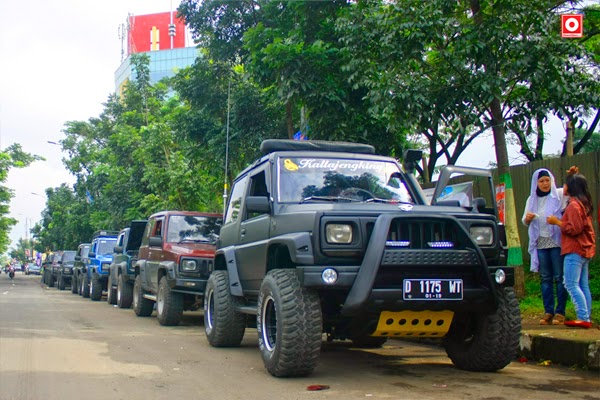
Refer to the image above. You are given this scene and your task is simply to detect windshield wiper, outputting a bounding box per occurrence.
[364,197,413,204]
[177,238,212,244]
[300,195,359,204]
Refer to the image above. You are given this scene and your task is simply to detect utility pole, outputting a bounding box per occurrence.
[566,120,574,156]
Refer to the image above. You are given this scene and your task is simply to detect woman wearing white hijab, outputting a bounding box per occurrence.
[522,168,567,325]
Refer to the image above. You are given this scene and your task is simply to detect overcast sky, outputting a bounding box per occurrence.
[0,0,573,254]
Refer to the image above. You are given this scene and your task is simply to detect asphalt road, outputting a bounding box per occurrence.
[1,272,599,400]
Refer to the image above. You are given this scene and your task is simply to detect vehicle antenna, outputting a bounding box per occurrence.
[223,79,231,215]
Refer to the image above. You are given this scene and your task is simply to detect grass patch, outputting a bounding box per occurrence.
[519,259,600,324]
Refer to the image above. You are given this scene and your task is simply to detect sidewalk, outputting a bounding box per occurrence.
[519,316,600,370]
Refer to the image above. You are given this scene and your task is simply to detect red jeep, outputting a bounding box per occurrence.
[133,210,222,326]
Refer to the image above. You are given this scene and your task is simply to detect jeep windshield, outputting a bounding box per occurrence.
[167,215,222,244]
[277,157,414,204]
[96,239,117,255]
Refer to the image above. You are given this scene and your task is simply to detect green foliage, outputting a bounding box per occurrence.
[0,144,43,254]
[338,0,600,175]
[33,1,600,252]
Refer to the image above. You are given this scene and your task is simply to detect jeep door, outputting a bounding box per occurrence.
[236,167,271,293]
[145,216,165,292]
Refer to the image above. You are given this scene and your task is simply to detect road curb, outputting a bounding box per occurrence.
[519,331,600,370]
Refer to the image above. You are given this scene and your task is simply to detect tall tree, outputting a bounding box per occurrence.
[0,144,43,254]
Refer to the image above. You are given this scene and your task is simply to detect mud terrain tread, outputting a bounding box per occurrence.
[258,269,322,377]
[117,274,133,308]
[107,271,117,305]
[157,277,183,326]
[204,271,246,347]
[133,275,153,317]
[90,273,102,301]
[443,287,521,372]
[82,274,90,298]
[71,275,78,294]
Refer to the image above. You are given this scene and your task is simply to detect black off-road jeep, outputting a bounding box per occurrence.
[205,139,519,377]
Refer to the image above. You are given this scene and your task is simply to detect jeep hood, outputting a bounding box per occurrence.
[164,243,215,258]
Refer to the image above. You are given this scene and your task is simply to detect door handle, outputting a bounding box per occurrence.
[240,228,246,236]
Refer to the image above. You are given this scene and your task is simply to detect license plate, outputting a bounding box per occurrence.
[403,279,463,300]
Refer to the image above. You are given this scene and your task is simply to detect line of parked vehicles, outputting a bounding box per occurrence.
[37,139,520,378]
[42,210,222,328]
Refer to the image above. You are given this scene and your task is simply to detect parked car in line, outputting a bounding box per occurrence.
[43,253,63,287]
[205,139,518,377]
[107,220,147,307]
[25,262,41,275]
[73,243,91,295]
[85,231,119,301]
[56,250,76,290]
[133,211,222,326]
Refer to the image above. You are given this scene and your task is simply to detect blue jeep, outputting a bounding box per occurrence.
[83,231,119,301]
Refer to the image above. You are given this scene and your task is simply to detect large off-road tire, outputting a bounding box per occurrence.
[71,275,78,294]
[58,274,66,291]
[90,273,103,301]
[204,271,246,347]
[257,269,322,377]
[350,335,388,349]
[48,273,55,288]
[82,274,90,298]
[133,275,153,317]
[443,286,521,372]
[106,271,117,305]
[117,274,133,309]
[156,277,184,326]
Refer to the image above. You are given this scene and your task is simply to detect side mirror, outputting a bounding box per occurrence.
[148,236,163,248]
[473,197,486,212]
[245,196,271,214]
[75,255,81,261]
[114,245,123,253]
[88,252,96,258]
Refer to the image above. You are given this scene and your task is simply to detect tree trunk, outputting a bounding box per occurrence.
[286,101,294,139]
[490,98,525,298]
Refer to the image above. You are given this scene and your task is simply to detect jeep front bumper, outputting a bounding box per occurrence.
[302,213,510,316]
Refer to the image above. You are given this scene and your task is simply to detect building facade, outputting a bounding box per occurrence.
[114,11,198,93]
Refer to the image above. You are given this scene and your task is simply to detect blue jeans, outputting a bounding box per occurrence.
[563,253,592,322]
[538,247,567,315]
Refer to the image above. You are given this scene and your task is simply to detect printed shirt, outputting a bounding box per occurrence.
[560,199,596,259]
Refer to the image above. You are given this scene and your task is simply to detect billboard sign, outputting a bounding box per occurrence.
[128,12,186,54]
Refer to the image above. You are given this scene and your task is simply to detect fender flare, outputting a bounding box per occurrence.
[267,232,314,264]
[215,247,243,297]
[158,261,177,282]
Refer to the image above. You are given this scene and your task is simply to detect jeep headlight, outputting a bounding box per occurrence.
[181,259,198,272]
[470,226,493,245]
[326,223,353,244]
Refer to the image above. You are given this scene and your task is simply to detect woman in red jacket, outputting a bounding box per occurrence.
[548,166,595,329]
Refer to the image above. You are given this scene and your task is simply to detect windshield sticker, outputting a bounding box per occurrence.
[283,158,385,173]
[284,159,299,171]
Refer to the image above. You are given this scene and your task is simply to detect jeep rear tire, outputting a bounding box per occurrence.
[48,273,55,288]
[257,269,322,377]
[157,277,183,326]
[133,275,153,317]
[82,274,90,298]
[204,271,246,347]
[107,271,117,305]
[90,273,102,301]
[71,275,78,294]
[443,286,521,372]
[117,274,133,308]
[58,274,66,291]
